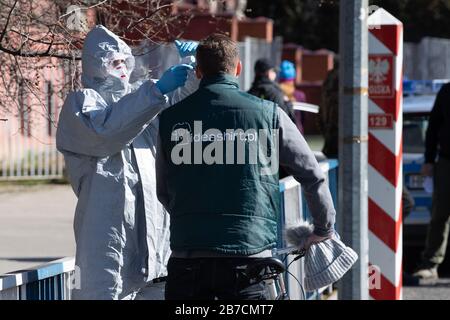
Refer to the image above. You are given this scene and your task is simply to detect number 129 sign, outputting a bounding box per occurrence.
[369,114,394,129]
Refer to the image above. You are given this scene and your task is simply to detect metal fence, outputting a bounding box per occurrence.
[278,159,338,300]
[0,120,64,181]
[0,258,75,300]
[405,37,450,80]
[0,159,339,300]
[238,36,283,91]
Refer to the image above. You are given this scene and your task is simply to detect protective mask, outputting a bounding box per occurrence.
[97,62,130,104]
[108,62,128,80]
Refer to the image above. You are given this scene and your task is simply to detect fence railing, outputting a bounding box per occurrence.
[278,159,338,300]
[404,37,450,80]
[0,119,64,181]
[0,258,75,300]
[0,159,338,300]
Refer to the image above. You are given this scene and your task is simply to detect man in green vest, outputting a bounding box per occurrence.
[156,34,336,300]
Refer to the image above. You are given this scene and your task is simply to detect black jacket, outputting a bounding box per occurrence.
[248,76,296,123]
[425,83,450,163]
[248,76,297,178]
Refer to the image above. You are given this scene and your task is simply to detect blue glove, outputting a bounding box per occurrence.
[156,64,194,95]
[175,40,198,58]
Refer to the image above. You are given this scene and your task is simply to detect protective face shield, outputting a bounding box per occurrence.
[105,51,132,80]
[97,59,131,104]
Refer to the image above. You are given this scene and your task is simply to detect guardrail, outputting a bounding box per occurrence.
[0,159,338,300]
[278,159,339,300]
[0,258,75,300]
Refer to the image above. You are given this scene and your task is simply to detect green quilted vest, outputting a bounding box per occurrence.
[159,73,281,255]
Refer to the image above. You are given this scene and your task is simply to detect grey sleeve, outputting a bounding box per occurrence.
[278,107,336,237]
[56,81,169,158]
[156,132,170,211]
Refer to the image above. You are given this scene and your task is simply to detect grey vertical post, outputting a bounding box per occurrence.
[244,37,252,91]
[338,0,369,300]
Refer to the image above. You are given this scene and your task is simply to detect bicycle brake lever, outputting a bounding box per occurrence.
[292,249,307,261]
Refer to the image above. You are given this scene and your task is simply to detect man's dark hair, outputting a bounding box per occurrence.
[196,33,239,77]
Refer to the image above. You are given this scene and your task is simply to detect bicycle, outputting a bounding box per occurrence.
[244,247,307,300]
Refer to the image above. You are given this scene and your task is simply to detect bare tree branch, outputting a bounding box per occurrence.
[0,0,18,43]
[0,0,200,122]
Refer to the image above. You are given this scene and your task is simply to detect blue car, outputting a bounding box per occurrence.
[403,80,449,245]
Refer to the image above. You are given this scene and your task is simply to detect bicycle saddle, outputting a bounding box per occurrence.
[245,257,286,280]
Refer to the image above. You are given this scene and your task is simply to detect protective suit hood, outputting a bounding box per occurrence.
[81,25,135,104]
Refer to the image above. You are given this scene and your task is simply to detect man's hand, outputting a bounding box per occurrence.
[156,64,194,95]
[421,163,434,177]
[175,40,198,58]
[305,233,332,250]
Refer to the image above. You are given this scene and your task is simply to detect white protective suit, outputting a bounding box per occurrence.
[56,25,198,300]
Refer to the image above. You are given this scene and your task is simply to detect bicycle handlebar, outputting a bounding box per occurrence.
[272,246,306,257]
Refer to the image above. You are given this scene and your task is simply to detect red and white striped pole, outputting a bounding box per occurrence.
[367,9,403,300]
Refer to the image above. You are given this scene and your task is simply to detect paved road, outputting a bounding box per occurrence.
[404,279,450,300]
[0,184,76,274]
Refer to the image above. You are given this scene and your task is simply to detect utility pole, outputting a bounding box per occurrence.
[338,0,369,300]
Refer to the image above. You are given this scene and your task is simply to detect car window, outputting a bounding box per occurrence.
[403,115,429,154]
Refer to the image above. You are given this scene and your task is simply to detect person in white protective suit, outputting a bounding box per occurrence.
[56,25,199,300]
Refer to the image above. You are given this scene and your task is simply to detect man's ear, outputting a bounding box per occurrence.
[195,66,202,79]
[235,60,242,77]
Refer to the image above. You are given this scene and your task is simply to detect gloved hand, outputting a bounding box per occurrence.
[175,40,198,58]
[156,64,194,95]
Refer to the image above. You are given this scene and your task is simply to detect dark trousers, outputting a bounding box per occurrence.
[165,257,268,300]
[422,157,450,266]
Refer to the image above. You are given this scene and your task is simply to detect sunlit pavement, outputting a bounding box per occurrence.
[404,278,450,300]
[0,183,76,274]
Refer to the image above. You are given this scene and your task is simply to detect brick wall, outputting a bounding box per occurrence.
[237,17,273,42]
[302,49,335,82]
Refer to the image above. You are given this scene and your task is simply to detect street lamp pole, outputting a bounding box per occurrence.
[338,0,369,300]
